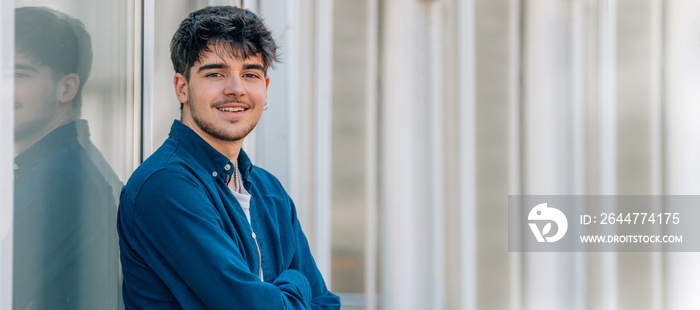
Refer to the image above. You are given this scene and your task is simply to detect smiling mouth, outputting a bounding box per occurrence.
[217,107,246,112]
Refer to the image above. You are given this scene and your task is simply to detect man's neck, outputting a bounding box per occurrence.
[210,139,242,164]
[181,119,243,164]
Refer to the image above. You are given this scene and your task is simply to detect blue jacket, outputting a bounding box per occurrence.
[118,120,340,309]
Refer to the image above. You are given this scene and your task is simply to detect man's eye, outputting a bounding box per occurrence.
[206,72,223,78]
[243,73,260,79]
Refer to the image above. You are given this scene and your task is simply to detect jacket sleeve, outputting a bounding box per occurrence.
[128,170,313,309]
[282,192,342,310]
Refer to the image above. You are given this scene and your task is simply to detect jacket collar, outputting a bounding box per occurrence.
[168,120,253,185]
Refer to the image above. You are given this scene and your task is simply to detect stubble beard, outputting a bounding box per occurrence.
[188,93,259,142]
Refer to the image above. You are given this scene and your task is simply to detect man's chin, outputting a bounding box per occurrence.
[195,119,258,143]
[211,130,250,142]
[200,127,253,143]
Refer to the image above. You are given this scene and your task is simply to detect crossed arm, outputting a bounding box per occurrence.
[120,171,340,309]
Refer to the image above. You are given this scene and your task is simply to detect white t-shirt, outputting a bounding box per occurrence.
[229,167,263,281]
[229,168,252,225]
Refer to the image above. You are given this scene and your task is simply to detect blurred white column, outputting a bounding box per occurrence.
[521,0,585,308]
[597,1,618,309]
[141,0,155,161]
[0,2,13,309]
[311,0,334,283]
[427,2,446,309]
[379,0,471,308]
[379,0,424,310]
[379,1,433,309]
[664,1,700,309]
[456,0,476,309]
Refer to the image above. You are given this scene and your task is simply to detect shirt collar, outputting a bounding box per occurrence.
[236,147,253,184]
[14,120,89,171]
[168,120,253,185]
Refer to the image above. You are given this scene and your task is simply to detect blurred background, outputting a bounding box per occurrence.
[3,0,700,309]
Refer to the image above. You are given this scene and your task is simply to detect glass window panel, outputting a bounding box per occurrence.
[13,1,134,308]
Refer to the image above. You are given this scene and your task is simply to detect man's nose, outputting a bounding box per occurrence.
[224,76,245,96]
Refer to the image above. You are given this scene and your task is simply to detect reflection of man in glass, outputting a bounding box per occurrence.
[14,6,122,309]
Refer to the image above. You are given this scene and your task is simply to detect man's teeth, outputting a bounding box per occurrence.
[218,107,245,112]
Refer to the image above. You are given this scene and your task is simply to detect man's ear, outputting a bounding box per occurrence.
[174,73,189,104]
[57,73,79,104]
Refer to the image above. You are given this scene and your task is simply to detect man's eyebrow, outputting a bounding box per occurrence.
[242,63,264,71]
[197,63,228,73]
[15,64,40,72]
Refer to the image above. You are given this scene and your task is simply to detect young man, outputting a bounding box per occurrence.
[118,6,341,309]
[14,6,122,309]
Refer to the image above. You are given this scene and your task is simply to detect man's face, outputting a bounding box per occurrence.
[176,45,269,147]
[14,52,62,142]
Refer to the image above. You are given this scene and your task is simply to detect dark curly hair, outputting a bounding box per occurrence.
[170,6,279,81]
